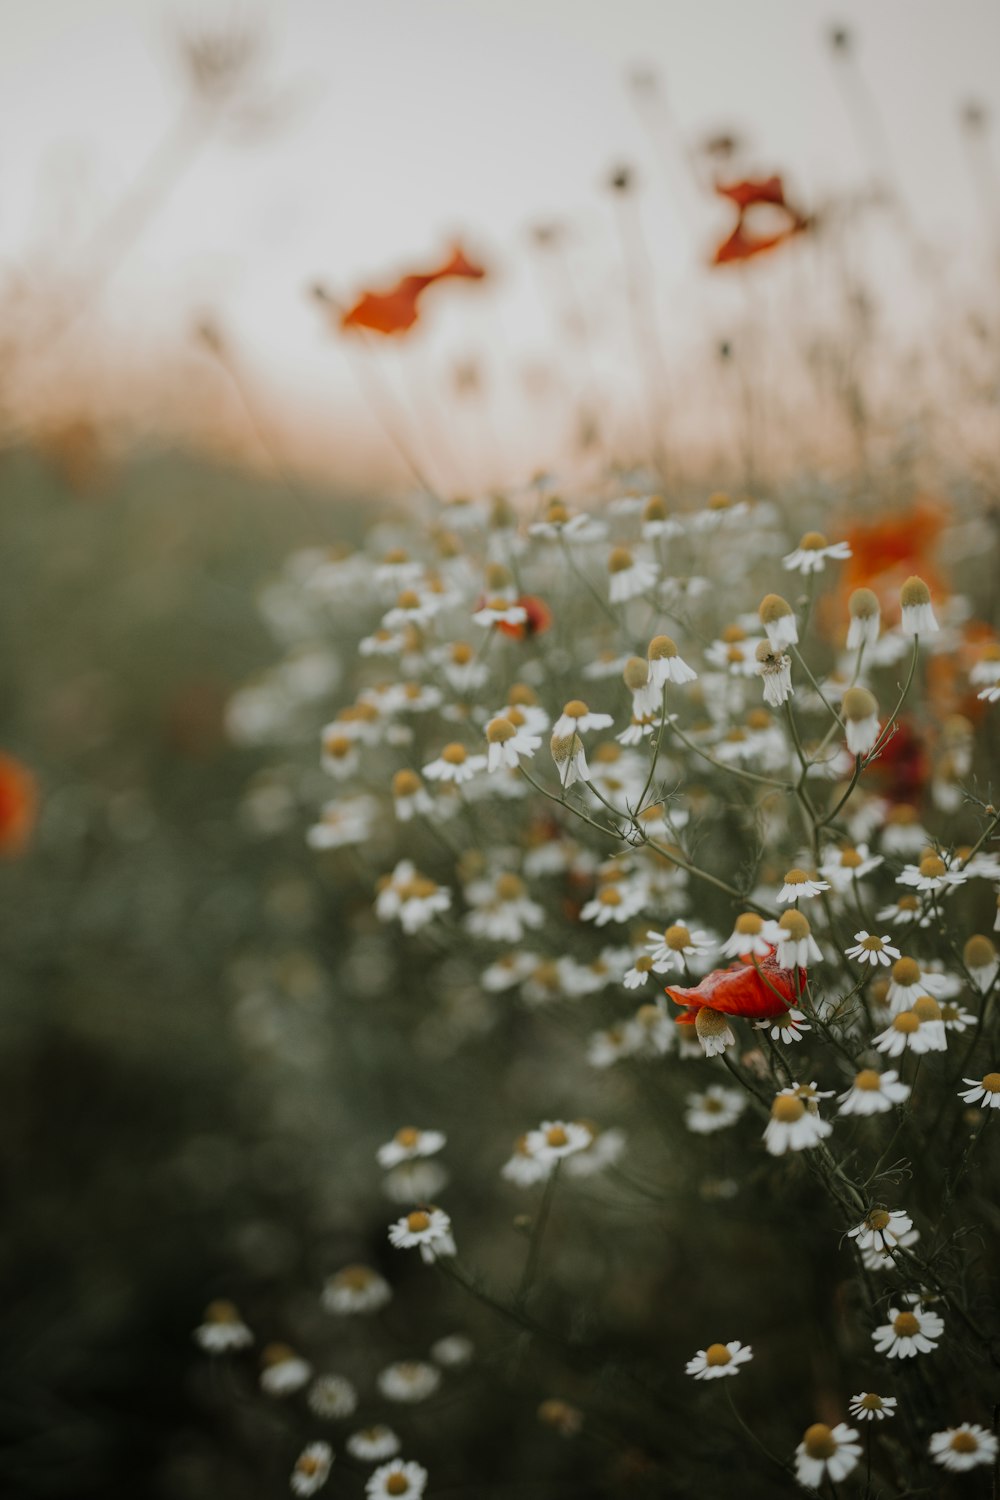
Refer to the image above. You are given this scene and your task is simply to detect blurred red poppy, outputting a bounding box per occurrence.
[665,953,803,1023]
[340,245,487,337]
[0,753,38,857]
[497,595,553,639]
[715,176,789,211]
[710,176,809,267]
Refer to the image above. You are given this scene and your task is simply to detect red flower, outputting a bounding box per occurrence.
[0,752,38,857]
[340,244,487,337]
[710,176,809,267]
[715,176,789,211]
[497,595,553,639]
[665,953,803,1024]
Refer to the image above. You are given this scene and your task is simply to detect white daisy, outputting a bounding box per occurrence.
[321,1266,392,1316]
[647,634,698,688]
[776,911,823,968]
[685,1340,753,1380]
[837,1069,910,1116]
[794,1423,861,1489]
[377,1127,446,1169]
[873,1004,947,1057]
[365,1459,428,1499]
[777,869,830,904]
[759,593,798,649]
[899,575,939,635]
[260,1344,313,1396]
[376,1361,441,1403]
[844,932,901,967]
[422,743,488,785]
[958,1072,1000,1108]
[872,1300,944,1358]
[485,716,541,771]
[820,844,883,891]
[763,1091,832,1156]
[388,1207,456,1264]
[721,913,783,959]
[847,1207,914,1254]
[430,1333,474,1368]
[291,1442,334,1497]
[308,1373,358,1419]
[346,1427,401,1462]
[472,597,528,629]
[551,699,615,738]
[608,546,659,602]
[550,731,590,788]
[929,1423,998,1472]
[782,532,852,575]
[847,588,881,648]
[842,686,880,756]
[381,1159,449,1205]
[684,1085,746,1134]
[193,1300,253,1354]
[755,1007,810,1044]
[848,1393,897,1422]
[644,921,716,973]
[524,1120,593,1164]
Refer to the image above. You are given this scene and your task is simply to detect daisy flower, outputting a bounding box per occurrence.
[291,1442,334,1497]
[382,1159,449,1205]
[308,795,379,850]
[501,1134,553,1186]
[622,657,660,719]
[755,642,793,707]
[847,1207,914,1254]
[260,1344,313,1396]
[899,575,939,635]
[485,716,542,771]
[388,1207,456,1263]
[623,953,656,989]
[684,1085,746,1134]
[755,1007,809,1043]
[550,731,590,788]
[821,843,883,891]
[783,531,852,574]
[193,1299,253,1354]
[794,1423,861,1489]
[759,593,798,649]
[422,742,487,785]
[897,852,968,894]
[347,1428,400,1462]
[963,934,998,992]
[875,895,926,928]
[872,1299,944,1358]
[580,883,646,927]
[847,587,881,648]
[693,1007,736,1059]
[608,545,659,602]
[842,686,880,756]
[524,1120,593,1164]
[641,493,682,539]
[837,1068,910,1116]
[377,1361,441,1403]
[322,1266,392,1315]
[551,699,615,738]
[308,1373,358,1418]
[377,1127,446,1169]
[647,634,698,688]
[873,1001,947,1057]
[959,1071,1000,1108]
[564,1125,627,1177]
[472,596,528,629]
[844,932,901,967]
[375,865,452,935]
[721,912,782,959]
[848,1393,897,1422]
[366,1459,428,1499]
[940,1000,975,1033]
[776,910,823,968]
[929,1423,998,1473]
[685,1341,753,1380]
[763,1090,832,1155]
[645,921,715,973]
[390,770,433,822]
[861,1225,920,1272]
[886,956,952,1014]
[777,868,830,903]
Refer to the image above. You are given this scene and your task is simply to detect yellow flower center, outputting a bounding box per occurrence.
[386,1476,410,1496]
[546,1126,569,1148]
[892,1311,920,1337]
[892,1011,920,1034]
[395,1127,421,1148]
[406,1211,431,1233]
[442,743,468,765]
[705,1343,732,1366]
[918,854,946,878]
[913,995,941,1022]
[854,1070,882,1092]
[735,913,763,935]
[771,1096,805,1123]
[803,1424,837,1459]
[859,1393,883,1411]
[866,1209,891,1231]
[665,924,692,950]
[950,1432,979,1454]
[982,1072,1000,1094]
[891,957,920,986]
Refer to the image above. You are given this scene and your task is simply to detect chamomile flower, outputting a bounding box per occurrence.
[193,1299,253,1353]
[693,1007,735,1058]
[564,1125,627,1177]
[685,1341,753,1380]
[472,596,528,629]
[381,1159,449,1205]
[260,1344,313,1396]
[885,956,952,1013]
[376,1361,441,1403]
[366,1460,428,1499]
[899,575,939,635]
[684,1085,746,1134]
[842,687,881,756]
[837,1069,910,1116]
[608,546,659,602]
[644,921,715,973]
[388,1207,456,1263]
[845,932,901,967]
[291,1442,334,1497]
[308,796,379,850]
[963,934,999,992]
[929,1423,998,1472]
[550,731,590,788]
[580,882,646,927]
[755,1007,809,1043]
[776,910,823,968]
[347,1427,401,1462]
[821,843,883,891]
[759,593,798,649]
[485,716,541,771]
[308,1374,358,1419]
[876,895,927,928]
[322,1266,392,1316]
[501,1134,552,1186]
[778,868,830,903]
[848,1393,897,1422]
[375,864,452,935]
[897,852,968,894]
[647,635,698,688]
[861,1225,921,1271]
[872,1300,944,1358]
[958,1072,1000,1108]
[721,912,782,959]
[847,1207,914,1253]
[782,531,852,574]
[377,1127,446,1169]
[755,642,793,707]
[390,770,433,823]
[524,1120,593,1164]
[466,873,545,942]
[586,1022,641,1069]
[847,588,881,648]
[763,1090,832,1156]
[422,742,487,785]
[940,1000,975,1033]
[873,1001,947,1056]
[794,1423,861,1489]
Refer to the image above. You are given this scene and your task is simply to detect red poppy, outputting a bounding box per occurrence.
[340,245,487,337]
[0,752,38,857]
[712,220,806,266]
[841,499,949,605]
[715,176,789,211]
[710,175,809,267]
[665,953,804,1024]
[497,595,553,639]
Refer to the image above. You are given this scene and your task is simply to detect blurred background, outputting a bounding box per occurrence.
[3,2,1000,1497]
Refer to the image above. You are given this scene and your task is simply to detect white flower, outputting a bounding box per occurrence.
[684,1085,746,1134]
[685,1341,753,1380]
[959,1072,1000,1108]
[860,1226,920,1272]
[501,1134,553,1186]
[844,932,901,967]
[847,1207,914,1254]
[776,912,823,968]
[897,853,967,894]
[755,1007,809,1043]
[481,951,537,992]
[193,1300,253,1353]
[422,743,487,785]
[381,1159,449,1205]
[563,1126,627,1177]
[580,883,647,927]
[260,1345,313,1396]
[837,1069,910,1116]
[551,700,614,737]
[647,635,698,688]
[777,869,830,903]
[472,597,528,628]
[308,795,378,850]
[366,1459,428,1499]
[886,958,953,1014]
[872,1300,944,1358]
[848,1393,897,1422]
[375,863,452,935]
[430,1333,474,1368]
[322,1266,392,1315]
[376,1361,441,1403]
[782,533,852,575]
[873,1006,948,1057]
[899,575,939,635]
[524,1120,593,1164]
[377,1127,446,1169]
[550,731,590,788]
[940,1001,975,1033]
[794,1423,861,1489]
[291,1442,334,1496]
[308,1373,358,1418]
[691,1007,735,1058]
[608,547,659,602]
[388,1207,456,1263]
[929,1423,998,1472]
[644,922,715,973]
[347,1426,401,1462]
[763,1091,832,1156]
[721,914,783,959]
[847,587,881,648]
[756,643,793,707]
[485,716,541,771]
[820,844,883,890]
[586,1022,641,1069]
[759,593,798,649]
